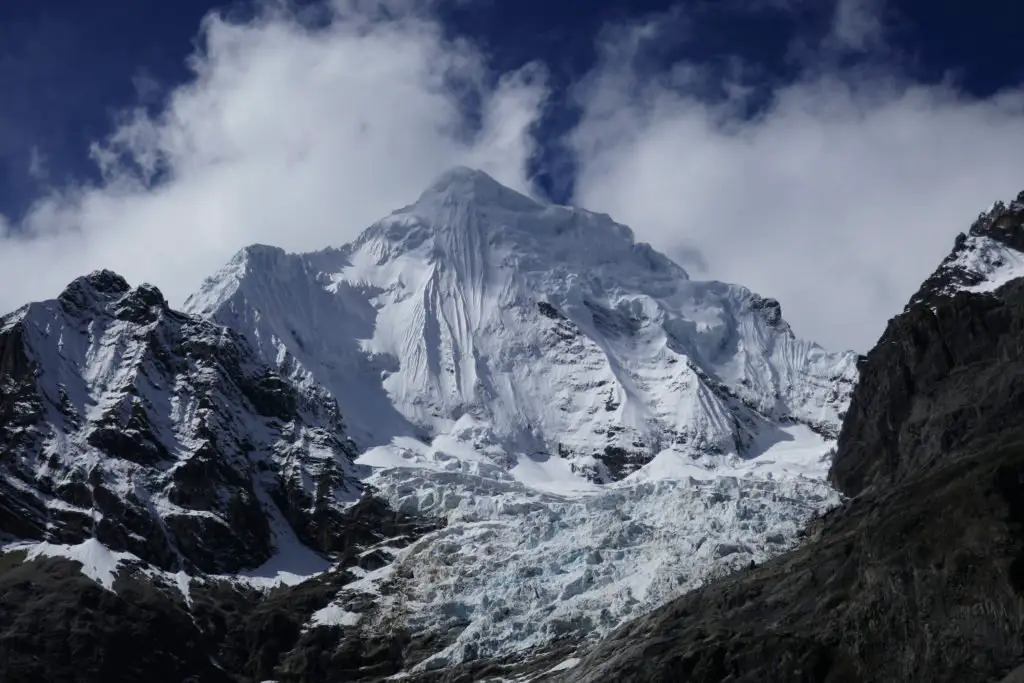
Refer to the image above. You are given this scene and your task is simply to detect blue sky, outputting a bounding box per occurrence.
[3,0,1020,211]
[2,0,1024,350]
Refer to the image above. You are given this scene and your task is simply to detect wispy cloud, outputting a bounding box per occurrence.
[27,146,48,182]
[828,0,885,52]
[130,67,163,105]
[0,0,546,314]
[570,4,1024,351]
[2,0,1020,356]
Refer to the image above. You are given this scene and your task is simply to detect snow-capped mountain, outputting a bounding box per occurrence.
[187,167,857,482]
[911,190,1024,307]
[0,270,362,573]
[1,168,866,682]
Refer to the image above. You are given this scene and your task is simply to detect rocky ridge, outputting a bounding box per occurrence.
[0,271,447,682]
[910,191,1024,307]
[0,269,363,572]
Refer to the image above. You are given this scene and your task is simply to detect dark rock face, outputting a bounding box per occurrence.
[0,553,233,683]
[537,301,563,320]
[558,195,1024,683]
[749,294,783,328]
[0,493,444,683]
[831,282,1024,498]
[0,270,362,573]
[185,495,444,683]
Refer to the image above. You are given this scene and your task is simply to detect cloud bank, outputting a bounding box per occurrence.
[570,10,1024,351]
[0,1,546,314]
[3,0,1024,354]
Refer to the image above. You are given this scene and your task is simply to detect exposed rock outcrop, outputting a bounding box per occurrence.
[0,493,443,683]
[0,271,363,572]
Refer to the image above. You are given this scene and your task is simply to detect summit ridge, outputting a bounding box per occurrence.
[188,167,858,478]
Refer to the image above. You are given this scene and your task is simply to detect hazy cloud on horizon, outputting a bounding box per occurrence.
[2,0,1024,353]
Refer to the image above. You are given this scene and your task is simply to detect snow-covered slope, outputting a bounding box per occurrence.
[187,167,857,482]
[0,270,362,574]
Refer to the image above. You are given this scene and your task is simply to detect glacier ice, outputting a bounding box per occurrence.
[181,168,859,666]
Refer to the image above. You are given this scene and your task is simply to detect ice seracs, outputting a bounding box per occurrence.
[188,166,858,482]
[339,422,842,669]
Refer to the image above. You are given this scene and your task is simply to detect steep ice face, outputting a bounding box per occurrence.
[0,270,362,574]
[188,167,857,481]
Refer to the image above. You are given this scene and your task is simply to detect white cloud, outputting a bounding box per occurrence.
[5,0,1022,357]
[0,0,546,314]
[570,36,1024,352]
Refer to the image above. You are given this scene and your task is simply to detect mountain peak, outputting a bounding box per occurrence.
[413,166,541,213]
[968,190,1024,248]
[238,243,288,261]
[908,189,1024,308]
[230,243,292,277]
[57,269,132,313]
[191,166,855,478]
[369,166,649,266]
[63,269,131,297]
[46,270,174,327]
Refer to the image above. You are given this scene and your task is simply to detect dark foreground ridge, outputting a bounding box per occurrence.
[0,493,443,683]
[554,198,1024,683]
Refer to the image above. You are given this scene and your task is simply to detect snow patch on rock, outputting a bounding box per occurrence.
[954,234,1024,294]
[16,538,134,591]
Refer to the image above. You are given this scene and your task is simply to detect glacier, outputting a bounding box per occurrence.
[339,420,841,670]
[179,167,858,669]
